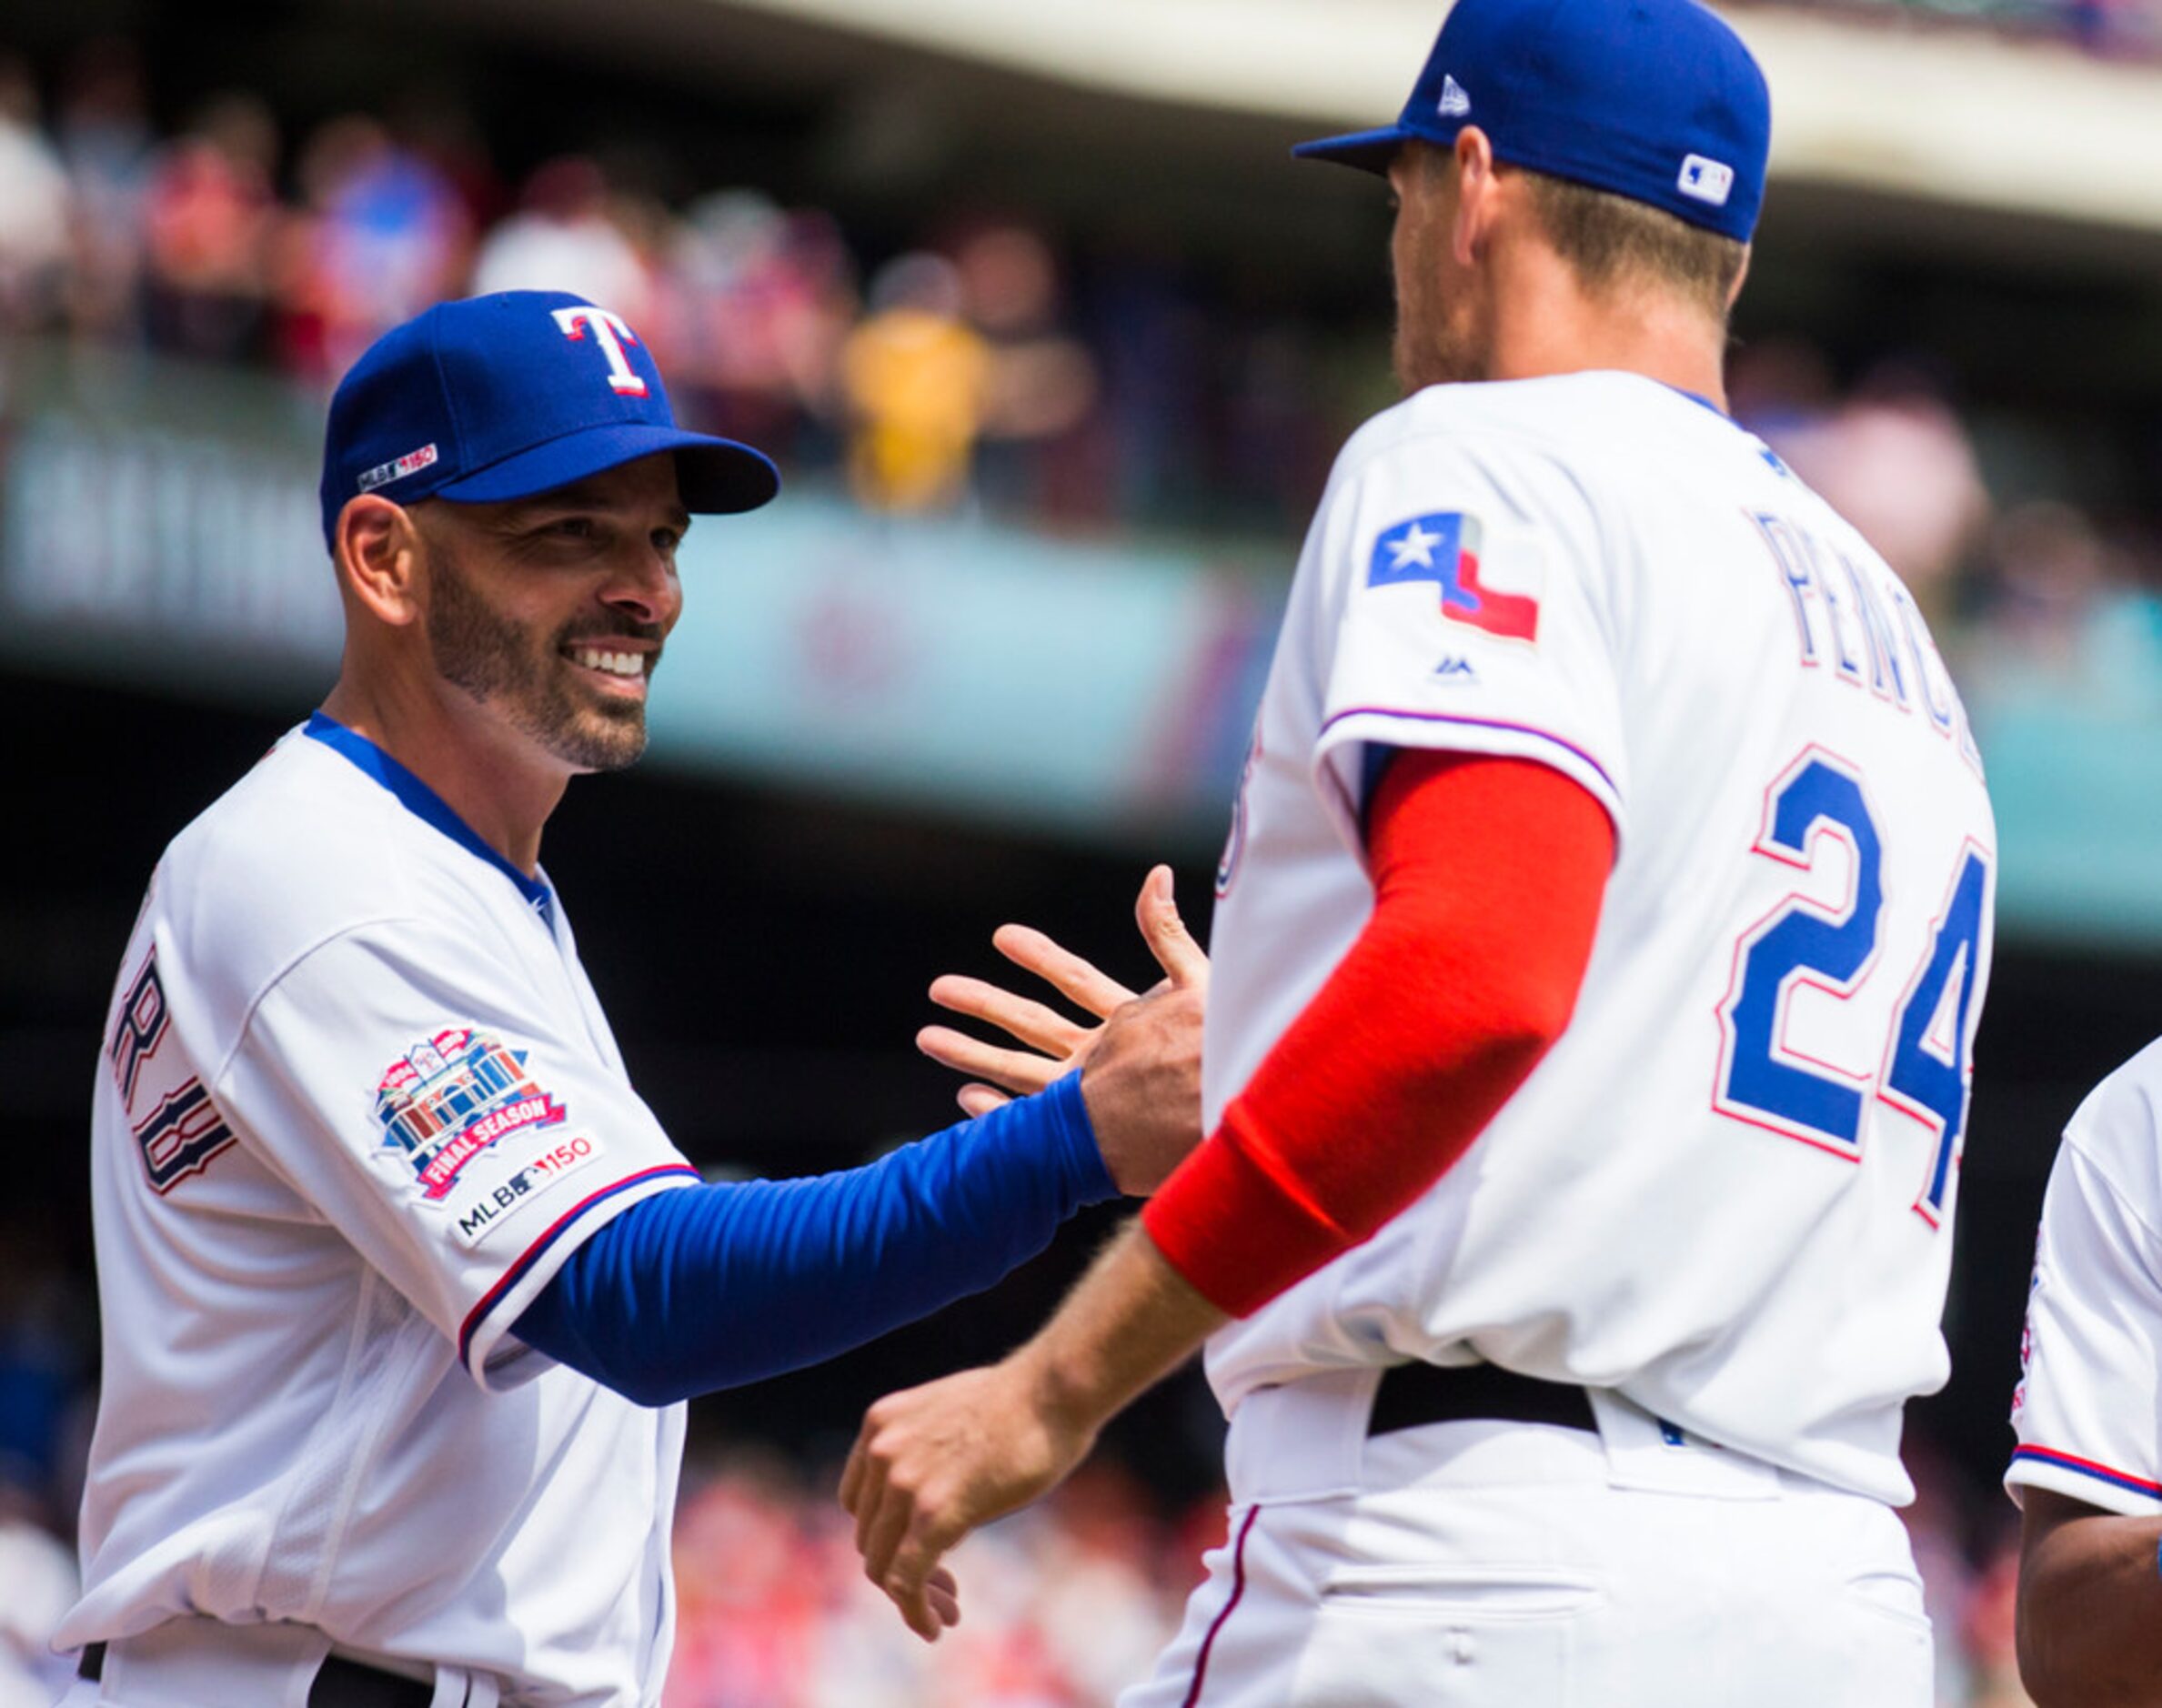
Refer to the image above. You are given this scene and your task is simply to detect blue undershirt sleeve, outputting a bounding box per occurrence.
[512,1071,1117,1405]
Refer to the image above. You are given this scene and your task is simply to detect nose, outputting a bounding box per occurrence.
[601,544,681,630]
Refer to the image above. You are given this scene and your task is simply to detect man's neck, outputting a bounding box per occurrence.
[319,673,565,876]
[1483,249,1730,410]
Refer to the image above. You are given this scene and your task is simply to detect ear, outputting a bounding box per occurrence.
[1450,126,1501,267]
[1726,243,1753,309]
[334,496,426,627]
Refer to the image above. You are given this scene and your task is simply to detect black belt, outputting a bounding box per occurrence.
[78,1641,436,1708]
[1368,1360,1598,1437]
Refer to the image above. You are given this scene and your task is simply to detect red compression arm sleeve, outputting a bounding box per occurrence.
[1142,749,1615,1318]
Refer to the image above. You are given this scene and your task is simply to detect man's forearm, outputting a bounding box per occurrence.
[2019,1491,2162,1706]
[1014,1220,1228,1432]
[516,1073,1115,1403]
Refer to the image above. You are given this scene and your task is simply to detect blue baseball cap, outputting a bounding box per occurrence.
[1293,0,1772,244]
[318,290,780,550]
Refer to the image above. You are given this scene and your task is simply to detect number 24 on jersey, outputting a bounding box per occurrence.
[1715,746,1991,1227]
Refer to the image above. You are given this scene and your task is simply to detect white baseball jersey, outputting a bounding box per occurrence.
[1202,372,1996,1505]
[59,715,702,1704]
[2006,1039,2162,1515]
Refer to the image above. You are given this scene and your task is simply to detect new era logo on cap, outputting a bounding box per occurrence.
[1678,153,1736,207]
[1437,75,1472,117]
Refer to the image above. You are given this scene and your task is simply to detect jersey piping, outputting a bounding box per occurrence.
[2009,1445,2162,1502]
[457,1161,701,1371]
[1319,706,1624,811]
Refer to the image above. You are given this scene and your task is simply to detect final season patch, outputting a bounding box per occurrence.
[375,1028,567,1201]
[1368,512,1541,643]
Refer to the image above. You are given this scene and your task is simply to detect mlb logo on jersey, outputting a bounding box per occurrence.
[375,1028,568,1201]
[1368,511,1541,643]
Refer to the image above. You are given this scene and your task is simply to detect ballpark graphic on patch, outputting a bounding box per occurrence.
[1368,512,1541,642]
[375,1028,567,1201]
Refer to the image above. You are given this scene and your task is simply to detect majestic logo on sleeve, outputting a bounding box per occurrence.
[1368,512,1541,643]
[375,1028,568,1201]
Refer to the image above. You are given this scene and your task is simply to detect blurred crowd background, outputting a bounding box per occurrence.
[5,0,2162,1703]
[3,27,2159,699]
[1765,0,2162,54]
[0,37,1349,532]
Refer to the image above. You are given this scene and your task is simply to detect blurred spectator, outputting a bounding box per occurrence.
[274,115,473,382]
[1761,364,1993,617]
[951,224,1100,517]
[667,1460,823,1705]
[52,39,152,340]
[1958,500,2162,720]
[0,58,72,332]
[386,95,508,238]
[472,156,657,326]
[664,1455,1185,1708]
[667,193,857,460]
[141,94,279,360]
[840,252,991,513]
[1087,261,1214,526]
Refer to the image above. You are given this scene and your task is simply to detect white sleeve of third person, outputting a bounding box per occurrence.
[2006,1063,2162,1516]
[211,915,700,1392]
[1302,425,1630,856]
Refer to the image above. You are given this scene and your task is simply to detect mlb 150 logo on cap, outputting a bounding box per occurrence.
[552,305,649,397]
[357,443,439,495]
[1678,154,1735,207]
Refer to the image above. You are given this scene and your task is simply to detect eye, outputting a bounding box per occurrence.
[548,517,600,541]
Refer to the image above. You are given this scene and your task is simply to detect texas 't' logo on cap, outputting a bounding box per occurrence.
[551,305,649,397]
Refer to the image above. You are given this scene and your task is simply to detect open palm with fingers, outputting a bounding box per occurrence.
[918,866,1210,1194]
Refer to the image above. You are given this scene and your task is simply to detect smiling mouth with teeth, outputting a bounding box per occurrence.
[565,646,648,680]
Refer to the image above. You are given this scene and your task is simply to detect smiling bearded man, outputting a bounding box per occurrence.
[53,290,1207,1708]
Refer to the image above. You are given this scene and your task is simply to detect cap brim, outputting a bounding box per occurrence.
[435,421,781,516]
[1291,125,1415,176]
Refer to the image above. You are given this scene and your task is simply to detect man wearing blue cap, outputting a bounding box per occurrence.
[55,288,1206,1707]
[843,2,1996,1703]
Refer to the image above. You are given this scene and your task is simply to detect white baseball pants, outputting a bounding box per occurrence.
[1121,1371,1932,1708]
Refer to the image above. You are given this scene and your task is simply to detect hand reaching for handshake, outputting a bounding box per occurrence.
[916,863,1210,1197]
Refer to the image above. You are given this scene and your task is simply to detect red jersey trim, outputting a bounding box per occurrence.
[2009,1444,2162,1501]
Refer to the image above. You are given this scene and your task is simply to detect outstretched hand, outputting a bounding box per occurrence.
[920,869,1209,1194]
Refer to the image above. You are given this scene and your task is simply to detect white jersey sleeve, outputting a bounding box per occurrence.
[1308,427,1628,849]
[217,914,696,1387]
[2007,1044,2162,1515]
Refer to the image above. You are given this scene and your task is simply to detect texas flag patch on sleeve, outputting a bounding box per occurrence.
[1368,511,1542,643]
